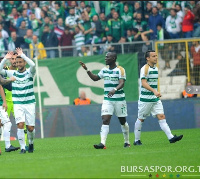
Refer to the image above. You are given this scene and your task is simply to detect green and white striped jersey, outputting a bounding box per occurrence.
[74,32,85,50]
[98,66,126,101]
[139,64,159,102]
[4,68,35,104]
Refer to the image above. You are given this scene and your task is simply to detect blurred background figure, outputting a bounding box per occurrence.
[73,91,91,105]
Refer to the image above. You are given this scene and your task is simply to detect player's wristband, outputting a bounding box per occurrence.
[114,88,117,91]
[86,69,90,72]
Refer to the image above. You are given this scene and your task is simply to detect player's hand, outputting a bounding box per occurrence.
[79,61,87,70]
[15,48,23,56]
[2,102,7,112]
[4,51,13,59]
[153,90,162,97]
[107,89,116,98]
[9,76,16,82]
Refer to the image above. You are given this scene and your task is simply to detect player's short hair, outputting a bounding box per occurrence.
[13,52,18,55]
[16,56,23,59]
[145,50,155,60]
[106,52,117,60]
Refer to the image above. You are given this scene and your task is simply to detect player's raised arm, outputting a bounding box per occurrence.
[0,52,13,76]
[79,61,100,81]
[16,48,36,74]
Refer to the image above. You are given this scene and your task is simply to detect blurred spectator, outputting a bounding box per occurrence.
[157,1,169,21]
[165,9,182,39]
[99,12,107,38]
[7,7,19,27]
[106,8,116,20]
[85,5,97,19]
[4,1,17,15]
[182,6,195,38]
[80,10,93,44]
[38,10,47,27]
[107,12,124,42]
[79,46,91,57]
[144,1,152,21]
[7,31,25,51]
[0,23,9,39]
[30,13,40,36]
[41,25,59,58]
[78,1,86,14]
[16,9,32,29]
[65,8,79,32]
[132,28,142,41]
[91,15,103,44]
[22,3,32,17]
[54,2,65,21]
[148,7,165,40]
[191,41,200,85]
[24,29,33,45]
[54,18,64,41]
[31,2,41,19]
[39,16,54,40]
[187,1,196,11]
[17,20,28,38]
[138,30,153,69]
[121,5,133,33]
[30,35,47,60]
[0,32,7,56]
[168,53,188,76]
[182,82,197,98]
[133,2,142,19]
[74,25,85,56]
[132,13,147,32]
[73,91,91,105]
[126,29,134,42]
[193,20,200,37]
[100,34,115,54]
[175,4,184,19]
[59,26,74,57]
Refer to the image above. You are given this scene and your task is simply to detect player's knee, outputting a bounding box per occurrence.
[157,114,165,120]
[119,117,126,125]
[102,119,110,125]
[27,126,34,132]
[17,122,24,129]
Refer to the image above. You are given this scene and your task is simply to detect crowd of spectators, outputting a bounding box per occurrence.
[0,1,199,59]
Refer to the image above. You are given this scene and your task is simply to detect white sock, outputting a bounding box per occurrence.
[134,119,143,142]
[121,122,130,144]
[27,129,35,144]
[100,125,109,145]
[3,122,12,149]
[158,119,174,139]
[17,128,25,150]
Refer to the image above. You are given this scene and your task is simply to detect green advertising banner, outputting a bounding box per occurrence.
[33,53,138,106]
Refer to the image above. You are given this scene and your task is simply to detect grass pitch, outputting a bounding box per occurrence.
[0,128,199,179]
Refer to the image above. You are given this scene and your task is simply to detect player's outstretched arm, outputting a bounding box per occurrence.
[0,76,15,86]
[79,61,100,81]
[16,48,36,74]
[142,79,161,97]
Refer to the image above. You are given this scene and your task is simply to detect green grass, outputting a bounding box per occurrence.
[0,128,199,179]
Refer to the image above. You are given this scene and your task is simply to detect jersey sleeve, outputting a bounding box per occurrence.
[97,68,104,79]
[140,66,148,80]
[118,66,126,80]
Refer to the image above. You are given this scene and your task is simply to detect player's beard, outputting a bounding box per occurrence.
[18,66,25,72]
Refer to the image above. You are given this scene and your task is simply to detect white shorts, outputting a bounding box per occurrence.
[138,100,164,119]
[0,106,10,125]
[14,103,36,126]
[101,100,127,117]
